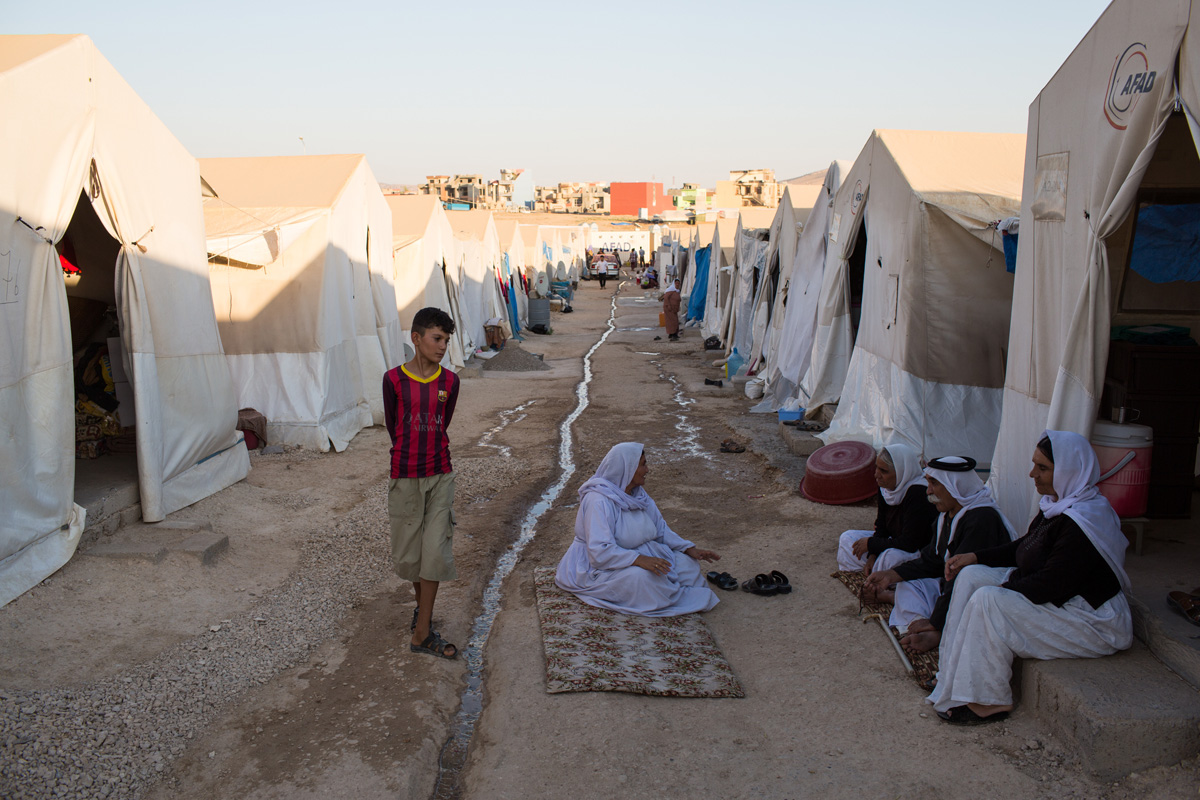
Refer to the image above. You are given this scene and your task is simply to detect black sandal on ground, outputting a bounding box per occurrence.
[411,631,458,660]
[769,570,792,594]
[741,573,779,595]
[706,571,739,591]
[936,705,1009,726]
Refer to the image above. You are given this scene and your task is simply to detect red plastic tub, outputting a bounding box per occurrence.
[801,440,878,505]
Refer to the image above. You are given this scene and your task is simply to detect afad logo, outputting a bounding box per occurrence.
[1104,43,1157,131]
[850,180,864,216]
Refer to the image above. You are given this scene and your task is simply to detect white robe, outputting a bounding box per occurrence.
[926,564,1131,713]
[555,491,718,617]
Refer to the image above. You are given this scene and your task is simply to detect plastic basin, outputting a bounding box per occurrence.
[800,441,878,505]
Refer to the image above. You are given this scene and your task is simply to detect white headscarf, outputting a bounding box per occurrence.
[663,280,680,296]
[925,457,1018,549]
[1038,430,1130,592]
[578,442,650,512]
[879,442,926,506]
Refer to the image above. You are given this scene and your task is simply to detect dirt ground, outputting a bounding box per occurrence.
[2,281,1198,799]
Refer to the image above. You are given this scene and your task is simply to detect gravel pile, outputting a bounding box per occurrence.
[480,344,551,372]
[0,480,396,800]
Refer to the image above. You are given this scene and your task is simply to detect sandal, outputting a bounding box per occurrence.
[741,573,779,596]
[1167,591,1200,626]
[936,705,1009,726]
[719,439,746,453]
[768,570,792,594]
[706,571,739,591]
[411,631,458,660]
[410,608,438,632]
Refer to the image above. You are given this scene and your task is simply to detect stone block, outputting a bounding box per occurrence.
[778,422,824,457]
[175,532,228,565]
[1021,642,1200,778]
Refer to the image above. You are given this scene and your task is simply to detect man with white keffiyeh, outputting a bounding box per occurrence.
[927,430,1133,725]
[863,455,1016,645]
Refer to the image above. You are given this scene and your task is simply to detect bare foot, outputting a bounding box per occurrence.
[900,630,941,654]
[907,618,935,634]
[966,702,1013,718]
[875,588,895,604]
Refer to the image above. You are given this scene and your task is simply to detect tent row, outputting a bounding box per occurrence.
[0,34,569,606]
[675,131,1024,473]
[680,0,1200,529]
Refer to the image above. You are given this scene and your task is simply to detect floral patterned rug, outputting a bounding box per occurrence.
[831,570,939,691]
[533,567,744,698]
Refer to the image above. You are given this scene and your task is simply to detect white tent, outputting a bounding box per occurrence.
[758,162,852,410]
[803,130,1025,464]
[387,195,467,368]
[991,0,1200,524]
[723,207,777,358]
[202,154,402,450]
[448,209,512,344]
[755,184,824,371]
[701,217,739,340]
[0,35,249,605]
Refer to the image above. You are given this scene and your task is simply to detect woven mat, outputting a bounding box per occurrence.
[830,570,939,691]
[533,567,744,698]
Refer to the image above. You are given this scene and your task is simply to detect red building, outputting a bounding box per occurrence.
[609,182,672,218]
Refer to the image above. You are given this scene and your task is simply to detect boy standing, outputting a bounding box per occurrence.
[383,307,460,659]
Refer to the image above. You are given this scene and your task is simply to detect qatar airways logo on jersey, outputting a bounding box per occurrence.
[1103,43,1156,131]
[405,411,445,432]
[850,180,864,216]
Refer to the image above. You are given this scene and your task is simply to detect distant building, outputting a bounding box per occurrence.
[418,174,484,208]
[609,182,671,217]
[534,182,608,213]
[485,168,535,210]
[729,168,781,207]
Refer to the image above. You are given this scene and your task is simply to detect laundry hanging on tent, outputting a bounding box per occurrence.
[999,217,1020,273]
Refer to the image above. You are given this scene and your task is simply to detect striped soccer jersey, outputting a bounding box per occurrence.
[382,364,460,479]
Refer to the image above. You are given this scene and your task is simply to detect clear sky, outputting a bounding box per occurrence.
[6,0,1112,187]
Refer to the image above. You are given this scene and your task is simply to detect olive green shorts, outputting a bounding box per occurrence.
[388,472,456,582]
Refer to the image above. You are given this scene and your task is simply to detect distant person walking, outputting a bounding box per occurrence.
[595,254,608,289]
[663,279,681,341]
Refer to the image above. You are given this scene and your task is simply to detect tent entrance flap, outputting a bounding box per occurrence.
[846,215,868,346]
[1100,111,1200,519]
[61,191,140,496]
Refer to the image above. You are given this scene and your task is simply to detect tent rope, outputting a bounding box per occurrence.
[16,217,53,245]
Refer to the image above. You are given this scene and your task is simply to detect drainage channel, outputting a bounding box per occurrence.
[431,290,621,800]
[653,361,712,462]
[475,400,536,459]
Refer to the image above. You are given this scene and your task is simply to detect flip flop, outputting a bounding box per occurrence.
[411,630,458,660]
[741,573,779,596]
[706,571,739,591]
[936,705,1009,726]
[720,439,746,453]
[1167,591,1200,626]
[768,570,792,594]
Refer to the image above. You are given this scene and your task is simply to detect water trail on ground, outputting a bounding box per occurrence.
[474,400,536,458]
[652,361,712,462]
[432,290,621,800]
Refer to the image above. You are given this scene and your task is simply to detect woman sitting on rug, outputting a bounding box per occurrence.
[555,442,721,617]
[928,430,1133,725]
[836,443,938,574]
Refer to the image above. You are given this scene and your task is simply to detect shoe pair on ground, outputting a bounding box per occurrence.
[706,570,791,595]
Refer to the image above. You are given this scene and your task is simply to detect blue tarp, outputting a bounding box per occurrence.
[1130,203,1200,283]
[687,245,711,321]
